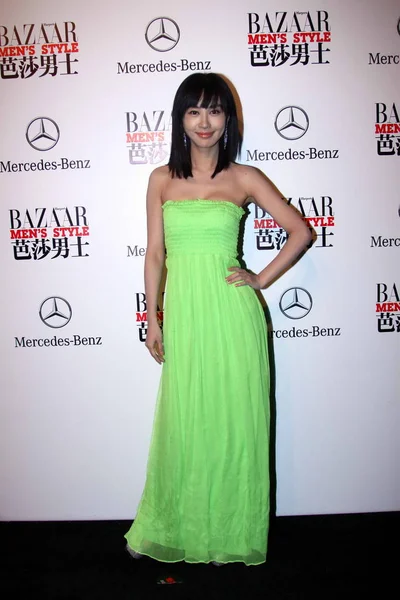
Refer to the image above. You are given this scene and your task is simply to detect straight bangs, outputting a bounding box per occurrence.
[179,83,230,117]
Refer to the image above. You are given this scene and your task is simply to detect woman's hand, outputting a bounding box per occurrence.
[226,267,262,289]
[145,322,165,364]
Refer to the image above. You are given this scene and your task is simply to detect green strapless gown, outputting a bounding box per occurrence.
[125,199,270,566]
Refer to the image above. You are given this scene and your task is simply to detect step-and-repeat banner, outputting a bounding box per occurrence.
[1,0,399,520]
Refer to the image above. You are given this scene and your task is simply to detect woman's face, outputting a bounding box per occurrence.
[182,99,226,149]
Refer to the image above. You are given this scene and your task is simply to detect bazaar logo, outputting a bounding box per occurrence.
[0,22,79,79]
[126,110,172,166]
[26,117,60,151]
[375,102,400,156]
[275,106,309,140]
[135,292,164,342]
[39,297,72,328]
[247,11,331,67]
[9,206,90,261]
[145,17,180,52]
[253,196,335,250]
[376,283,400,333]
[279,287,313,319]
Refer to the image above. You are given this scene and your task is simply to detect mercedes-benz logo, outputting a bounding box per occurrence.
[397,17,400,36]
[145,17,180,52]
[274,106,309,140]
[279,287,313,320]
[39,297,72,328]
[26,117,60,151]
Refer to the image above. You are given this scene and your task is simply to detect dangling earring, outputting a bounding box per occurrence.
[183,133,188,149]
[223,127,228,150]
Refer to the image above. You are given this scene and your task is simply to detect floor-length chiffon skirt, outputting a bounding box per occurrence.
[125,200,270,565]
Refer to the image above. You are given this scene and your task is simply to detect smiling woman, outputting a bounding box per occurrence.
[183,103,225,144]
[124,72,311,567]
[168,73,241,179]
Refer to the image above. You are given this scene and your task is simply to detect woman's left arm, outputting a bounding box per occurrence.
[226,166,312,289]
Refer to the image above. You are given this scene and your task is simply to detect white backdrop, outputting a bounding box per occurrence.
[1,0,399,520]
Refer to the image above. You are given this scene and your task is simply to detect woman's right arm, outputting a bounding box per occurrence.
[144,168,166,364]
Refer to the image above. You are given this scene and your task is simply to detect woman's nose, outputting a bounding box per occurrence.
[199,111,210,128]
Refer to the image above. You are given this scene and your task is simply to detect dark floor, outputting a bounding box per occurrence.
[1,512,397,600]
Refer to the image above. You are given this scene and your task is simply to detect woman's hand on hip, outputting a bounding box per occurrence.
[226,266,262,289]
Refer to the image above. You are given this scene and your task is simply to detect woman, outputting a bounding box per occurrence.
[125,73,311,566]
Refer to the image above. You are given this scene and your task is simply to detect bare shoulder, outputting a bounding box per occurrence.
[230,163,270,196]
[232,163,267,183]
[147,165,171,201]
[149,165,170,184]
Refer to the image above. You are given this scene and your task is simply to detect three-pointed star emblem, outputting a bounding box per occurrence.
[145,17,180,52]
[26,117,60,151]
[279,287,313,319]
[39,297,72,328]
[275,106,309,140]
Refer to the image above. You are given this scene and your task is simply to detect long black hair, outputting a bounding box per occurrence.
[168,73,242,179]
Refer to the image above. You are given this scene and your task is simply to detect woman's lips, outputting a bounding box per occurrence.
[196,132,214,138]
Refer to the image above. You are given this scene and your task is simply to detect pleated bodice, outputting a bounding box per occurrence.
[162,199,245,258]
